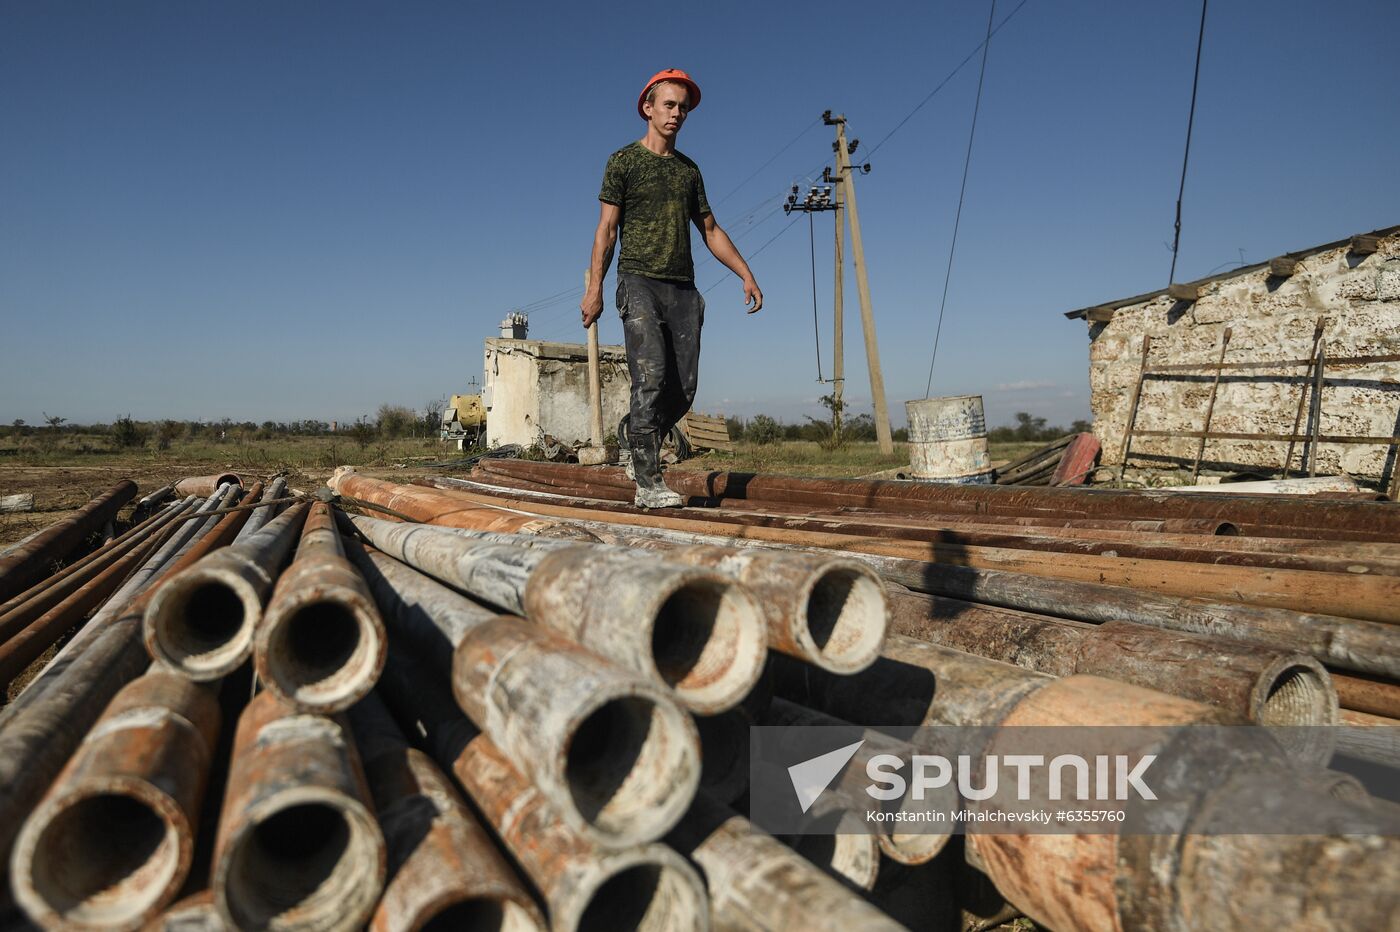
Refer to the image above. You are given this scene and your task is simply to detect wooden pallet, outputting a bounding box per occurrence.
[680,413,734,453]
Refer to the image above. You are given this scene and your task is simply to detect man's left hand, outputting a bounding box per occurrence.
[743,278,763,314]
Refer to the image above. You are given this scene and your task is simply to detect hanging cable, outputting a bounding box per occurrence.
[924,0,997,398]
[1168,0,1209,286]
[809,212,824,381]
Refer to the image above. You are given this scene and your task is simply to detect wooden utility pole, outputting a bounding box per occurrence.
[832,172,846,415]
[830,113,894,454]
[584,269,604,448]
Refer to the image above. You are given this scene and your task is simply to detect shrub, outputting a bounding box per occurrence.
[747,414,782,445]
[111,415,149,449]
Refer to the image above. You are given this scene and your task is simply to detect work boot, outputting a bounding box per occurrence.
[631,433,683,509]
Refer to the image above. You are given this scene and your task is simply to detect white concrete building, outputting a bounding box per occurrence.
[483,336,631,449]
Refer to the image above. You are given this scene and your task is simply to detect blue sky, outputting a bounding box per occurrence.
[3,0,1397,430]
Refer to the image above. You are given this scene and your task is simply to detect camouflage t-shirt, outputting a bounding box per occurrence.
[599,142,711,282]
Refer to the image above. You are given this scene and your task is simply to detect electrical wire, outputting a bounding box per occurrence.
[1168,0,1209,286]
[711,117,823,207]
[924,0,998,397]
[865,0,1033,160]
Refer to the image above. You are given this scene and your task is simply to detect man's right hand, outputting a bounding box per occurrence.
[580,289,604,328]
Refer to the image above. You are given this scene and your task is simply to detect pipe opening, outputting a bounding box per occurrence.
[1259,665,1331,726]
[651,579,764,713]
[804,567,886,672]
[1213,522,1240,536]
[28,793,179,926]
[786,807,878,890]
[160,580,250,673]
[566,696,696,843]
[266,600,378,707]
[576,860,703,932]
[225,801,378,930]
[421,898,537,932]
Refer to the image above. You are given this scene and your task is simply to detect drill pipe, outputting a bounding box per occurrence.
[767,777,881,891]
[253,502,386,712]
[172,474,241,498]
[964,676,1400,932]
[885,588,1337,728]
[1331,672,1400,718]
[667,791,906,931]
[211,690,385,932]
[349,540,702,848]
[474,459,1400,541]
[10,671,221,931]
[144,502,310,680]
[765,697,955,866]
[394,478,1400,623]
[0,521,171,688]
[355,515,887,675]
[346,693,545,932]
[0,479,139,603]
[0,497,184,629]
[231,476,288,544]
[374,646,709,932]
[0,489,245,899]
[415,486,1400,679]
[131,485,175,523]
[330,466,598,539]
[464,467,1400,574]
[348,515,766,715]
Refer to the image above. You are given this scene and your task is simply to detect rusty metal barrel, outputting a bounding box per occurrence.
[211,690,385,932]
[10,671,220,931]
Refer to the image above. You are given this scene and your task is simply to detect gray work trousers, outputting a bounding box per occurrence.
[616,272,704,444]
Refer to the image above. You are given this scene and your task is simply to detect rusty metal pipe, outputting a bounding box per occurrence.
[349,540,701,848]
[765,697,955,866]
[349,515,766,715]
[144,502,310,680]
[211,690,384,932]
[10,671,221,931]
[667,791,906,929]
[253,503,386,712]
[1331,671,1400,718]
[231,476,288,544]
[330,467,597,539]
[361,516,888,675]
[0,489,249,901]
[373,647,709,932]
[346,692,545,932]
[885,587,1338,728]
[172,474,241,498]
[0,497,184,627]
[0,480,139,603]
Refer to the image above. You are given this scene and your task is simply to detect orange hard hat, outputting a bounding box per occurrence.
[637,68,701,119]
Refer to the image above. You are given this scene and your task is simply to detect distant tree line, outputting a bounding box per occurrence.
[722,410,1090,446]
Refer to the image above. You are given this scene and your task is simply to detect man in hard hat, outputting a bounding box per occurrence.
[581,68,763,509]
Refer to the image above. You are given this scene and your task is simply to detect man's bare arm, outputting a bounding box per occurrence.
[695,212,763,313]
[580,202,621,327]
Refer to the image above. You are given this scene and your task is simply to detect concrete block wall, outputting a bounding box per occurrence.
[483,338,631,449]
[1084,230,1400,482]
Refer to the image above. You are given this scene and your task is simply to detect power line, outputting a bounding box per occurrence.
[1168,0,1209,286]
[703,214,803,295]
[865,0,1033,161]
[711,117,823,208]
[925,0,998,397]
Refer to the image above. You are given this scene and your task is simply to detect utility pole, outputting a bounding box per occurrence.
[826,111,893,454]
[832,168,846,416]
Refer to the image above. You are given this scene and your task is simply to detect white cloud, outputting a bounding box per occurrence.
[992,380,1057,392]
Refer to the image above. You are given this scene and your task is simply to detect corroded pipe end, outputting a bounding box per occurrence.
[256,573,389,710]
[144,550,266,681]
[1251,656,1338,727]
[647,574,767,715]
[876,820,950,867]
[256,565,387,713]
[173,473,242,497]
[13,783,190,930]
[795,560,888,675]
[215,786,383,932]
[782,803,880,891]
[556,843,708,932]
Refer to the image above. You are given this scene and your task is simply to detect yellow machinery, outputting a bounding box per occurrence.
[439,393,486,450]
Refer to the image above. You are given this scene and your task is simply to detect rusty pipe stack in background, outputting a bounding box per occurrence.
[348,515,768,714]
[172,473,242,498]
[144,502,310,680]
[254,502,385,712]
[211,689,385,932]
[349,539,702,847]
[346,692,545,932]
[0,480,138,603]
[231,475,288,543]
[10,671,221,930]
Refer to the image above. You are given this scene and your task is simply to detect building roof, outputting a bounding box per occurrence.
[484,337,627,361]
[1062,224,1399,320]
